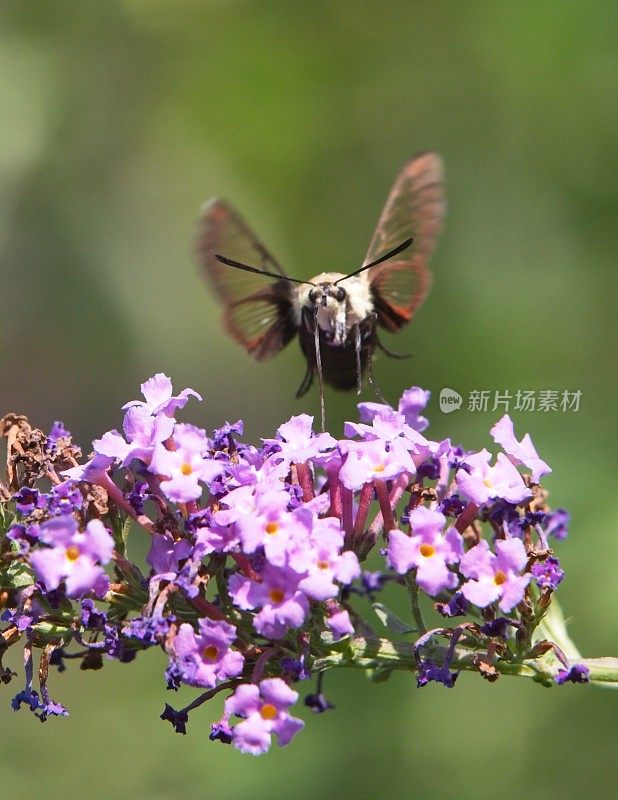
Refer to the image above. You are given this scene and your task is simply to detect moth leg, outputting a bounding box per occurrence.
[366,360,389,404]
[296,363,314,398]
[313,306,326,431]
[366,313,389,404]
[375,334,412,360]
[353,323,362,395]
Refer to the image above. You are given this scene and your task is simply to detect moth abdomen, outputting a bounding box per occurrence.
[298,312,376,392]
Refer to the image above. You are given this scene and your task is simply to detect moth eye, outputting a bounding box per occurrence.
[333,286,346,302]
[308,288,319,304]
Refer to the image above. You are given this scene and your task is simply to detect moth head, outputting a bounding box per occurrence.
[308,281,347,309]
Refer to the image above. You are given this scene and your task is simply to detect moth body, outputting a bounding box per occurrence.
[198,151,445,427]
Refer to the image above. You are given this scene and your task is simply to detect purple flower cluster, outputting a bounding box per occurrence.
[0,374,592,755]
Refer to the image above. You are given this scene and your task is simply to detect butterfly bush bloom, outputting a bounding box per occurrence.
[93,405,175,466]
[229,563,310,639]
[1,374,606,754]
[29,516,113,598]
[149,424,225,502]
[345,404,428,452]
[387,507,463,595]
[356,386,429,433]
[225,678,304,755]
[263,414,337,465]
[170,618,244,688]
[490,415,551,482]
[325,608,355,638]
[147,532,193,578]
[294,516,361,601]
[339,438,415,490]
[122,372,202,417]
[229,486,304,564]
[460,538,531,612]
[456,450,531,505]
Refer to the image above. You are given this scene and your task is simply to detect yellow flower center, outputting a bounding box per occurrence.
[373,463,385,473]
[180,462,193,476]
[203,645,218,661]
[260,703,278,720]
[419,544,436,558]
[269,588,285,604]
[483,478,493,488]
[494,570,507,586]
[265,521,279,535]
[65,545,80,561]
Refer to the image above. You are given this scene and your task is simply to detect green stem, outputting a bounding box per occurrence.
[311,636,618,686]
[404,573,426,632]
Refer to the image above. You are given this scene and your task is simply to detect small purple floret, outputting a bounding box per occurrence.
[417,660,459,688]
[543,508,570,540]
[555,663,590,685]
[531,556,564,590]
[47,421,70,445]
[161,703,189,734]
[13,487,44,515]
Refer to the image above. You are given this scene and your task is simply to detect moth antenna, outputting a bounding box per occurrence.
[334,237,414,284]
[312,305,326,431]
[214,253,312,286]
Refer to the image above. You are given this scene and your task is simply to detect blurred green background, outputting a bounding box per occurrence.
[1,1,616,798]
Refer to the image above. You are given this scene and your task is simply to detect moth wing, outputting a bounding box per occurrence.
[197,199,297,360]
[363,152,445,331]
[368,258,433,332]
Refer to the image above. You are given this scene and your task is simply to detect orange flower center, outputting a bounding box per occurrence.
[65,545,80,561]
[269,588,285,604]
[419,544,436,558]
[317,560,329,570]
[260,703,277,720]
[265,521,279,535]
[180,462,193,476]
[203,645,218,661]
[494,570,507,586]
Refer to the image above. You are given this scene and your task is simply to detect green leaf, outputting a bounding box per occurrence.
[0,501,13,531]
[533,595,581,660]
[30,621,73,645]
[108,509,132,556]
[1,561,35,589]
[372,602,417,634]
[365,665,395,683]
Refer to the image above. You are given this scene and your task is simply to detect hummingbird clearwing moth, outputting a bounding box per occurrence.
[197,152,445,428]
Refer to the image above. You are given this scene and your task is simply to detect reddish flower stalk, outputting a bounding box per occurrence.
[352,482,374,539]
[373,479,395,533]
[294,461,315,503]
[326,462,343,521]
